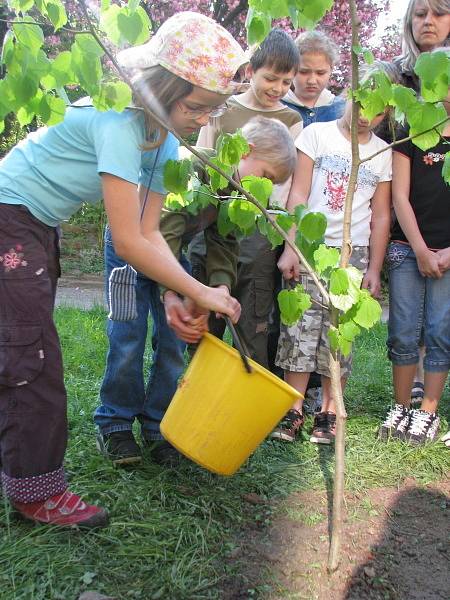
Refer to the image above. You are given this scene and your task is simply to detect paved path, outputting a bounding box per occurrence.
[56,275,106,310]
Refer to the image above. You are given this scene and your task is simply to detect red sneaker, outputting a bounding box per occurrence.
[13,490,109,528]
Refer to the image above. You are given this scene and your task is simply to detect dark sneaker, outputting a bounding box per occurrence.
[96,431,142,466]
[13,490,109,528]
[410,381,424,408]
[378,404,410,441]
[310,411,336,444]
[271,409,304,442]
[405,409,440,445]
[143,439,183,466]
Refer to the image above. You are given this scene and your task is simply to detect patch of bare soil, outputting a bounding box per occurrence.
[223,479,449,599]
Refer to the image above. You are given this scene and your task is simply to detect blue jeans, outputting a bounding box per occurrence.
[387,242,450,372]
[94,227,187,440]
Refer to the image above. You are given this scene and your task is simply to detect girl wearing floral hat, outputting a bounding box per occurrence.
[0,12,246,528]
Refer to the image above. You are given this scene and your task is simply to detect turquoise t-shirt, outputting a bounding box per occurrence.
[0,98,179,226]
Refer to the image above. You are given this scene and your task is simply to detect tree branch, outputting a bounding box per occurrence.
[360,116,450,163]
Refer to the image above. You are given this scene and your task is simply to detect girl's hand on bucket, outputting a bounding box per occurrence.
[163,291,207,343]
[197,285,241,323]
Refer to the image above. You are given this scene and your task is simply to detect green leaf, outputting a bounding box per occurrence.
[276,213,294,232]
[128,0,141,12]
[278,284,312,326]
[217,202,236,237]
[17,103,35,126]
[118,7,151,45]
[442,152,450,186]
[258,217,284,248]
[293,203,307,224]
[39,93,66,125]
[73,34,104,58]
[46,0,68,31]
[313,244,340,275]
[352,44,364,55]
[41,51,75,89]
[228,199,258,232]
[8,73,39,104]
[71,40,103,96]
[352,289,382,328]
[329,266,363,312]
[359,89,386,120]
[101,0,112,9]
[1,29,15,67]
[340,320,360,342]
[92,80,132,112]
[390,84,417,113]
[100,5,122,45]
[8,0,34,11]
[408,102,447,151]
[299,211,327,243]
[216,130,249,167]
[414,51,449,103]
[0,120,4,135]
[363,49,374,65]
[241,175,272,209]
[13,17,44,56]
[246,9,272,45]
[329,268,349,294]
[163,159,193,194]
[207,158,231,192]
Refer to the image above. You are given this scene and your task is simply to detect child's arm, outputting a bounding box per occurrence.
[392,152,442,278]
[103,176,240,332]
[277,151,314,281]
[362,181,391,298]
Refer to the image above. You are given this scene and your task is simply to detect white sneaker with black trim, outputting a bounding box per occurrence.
[405,409,440,445]
[378,404,411,440]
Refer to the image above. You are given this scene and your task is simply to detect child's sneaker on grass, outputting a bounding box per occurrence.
[13,490,108,528]
[271,409,304,442]
[378,404,410,440]
[310,411,336,444]
[405,409,440,445]
[96,430,142,466]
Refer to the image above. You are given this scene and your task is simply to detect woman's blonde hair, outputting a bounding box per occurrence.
[402,0,450,72]
[241,116,297,183]
[132,65,193,149]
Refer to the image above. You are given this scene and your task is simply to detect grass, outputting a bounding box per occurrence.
[0,309,449,599]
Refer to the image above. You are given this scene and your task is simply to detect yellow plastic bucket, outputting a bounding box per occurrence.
[160,333,302,475]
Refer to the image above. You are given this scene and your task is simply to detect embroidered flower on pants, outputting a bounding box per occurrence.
[0,245,28,272]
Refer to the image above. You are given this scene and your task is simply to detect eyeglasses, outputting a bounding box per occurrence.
[176,101,227,119]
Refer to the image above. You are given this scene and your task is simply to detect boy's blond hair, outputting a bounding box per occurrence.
[241,116,297,183]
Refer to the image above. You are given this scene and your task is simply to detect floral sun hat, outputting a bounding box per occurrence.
[117,11,248,95]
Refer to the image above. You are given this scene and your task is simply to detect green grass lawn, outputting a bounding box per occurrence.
[1,308,449,600]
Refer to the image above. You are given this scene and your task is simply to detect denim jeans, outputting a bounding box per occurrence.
[387,242,450,372]
[94,227,187,440]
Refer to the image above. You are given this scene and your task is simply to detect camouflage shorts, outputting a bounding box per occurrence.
[275,246,369,377]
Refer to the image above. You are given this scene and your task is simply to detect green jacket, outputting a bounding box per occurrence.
[159,149,238,296]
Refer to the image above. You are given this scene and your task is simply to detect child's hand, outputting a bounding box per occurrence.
[278,247,300,281]
[163,291,206,343]
[362,270,381,298]
[416,248,442,279]
[436,247,450,273]
[197,285,241,323]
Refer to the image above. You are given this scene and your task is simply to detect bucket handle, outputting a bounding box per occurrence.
[224,316,253,374]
